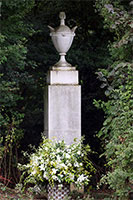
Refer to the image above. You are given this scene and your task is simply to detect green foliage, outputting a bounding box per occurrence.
[94,0,133,199]
[0,0,35,184]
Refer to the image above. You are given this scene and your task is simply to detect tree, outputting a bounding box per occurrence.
[0,0,35,184]
[95,0,133,198]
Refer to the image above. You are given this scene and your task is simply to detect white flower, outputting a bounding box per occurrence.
[50,161,55,165]
[77,174,88,183]
[39,164,45,171]
[57,163,66,169]
[60,163,66,168]
[59,174,63,178]
[43,172,48,179]
[31,169,37,175]
[56,155,61,162]
[44,147,48,151]
[38,155,43,160]
[67,163,72,167]
[67,150,71,154]
[52,168,57,174]
[45,159,49,163]
[56,148,60,153]
[77,151,81,155]
[65,153,70,159]
[74,162,79,167]
[32,155,39,165]
[63,170,67,175]
[69,173,74,180]
[52,175,58,180]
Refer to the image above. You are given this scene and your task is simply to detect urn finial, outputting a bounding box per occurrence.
[59,12,66,25]
[48,12,77,70]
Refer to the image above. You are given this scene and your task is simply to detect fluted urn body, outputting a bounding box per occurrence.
[48,12,77,69]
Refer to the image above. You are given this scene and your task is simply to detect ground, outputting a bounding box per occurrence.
[0,187,30,200]
[0,186,113,200]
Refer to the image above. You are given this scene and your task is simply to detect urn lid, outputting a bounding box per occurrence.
[48,12,77,35]
[55,12,71,33]
[55,25,71,33]
[49,12,73,34]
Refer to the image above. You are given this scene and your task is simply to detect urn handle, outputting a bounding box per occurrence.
[71,26,77,33]
[48,25,55,32]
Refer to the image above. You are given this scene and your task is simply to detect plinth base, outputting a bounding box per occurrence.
[44,85,81,145]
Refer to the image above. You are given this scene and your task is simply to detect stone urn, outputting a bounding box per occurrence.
[48,12,77,70]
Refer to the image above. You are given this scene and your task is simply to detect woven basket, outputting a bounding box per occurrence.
[48,183,70,200]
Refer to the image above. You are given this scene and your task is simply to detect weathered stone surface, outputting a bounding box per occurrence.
[44,85,81,145]
[47,70,79,85]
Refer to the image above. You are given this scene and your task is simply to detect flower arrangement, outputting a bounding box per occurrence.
[19,137,95,189]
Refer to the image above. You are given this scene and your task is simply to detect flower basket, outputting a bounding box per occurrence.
[19,137,95,198]
[48,183,70,200]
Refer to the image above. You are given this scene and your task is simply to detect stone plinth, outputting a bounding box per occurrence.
[44,69,81,145]
[47,70,78,85]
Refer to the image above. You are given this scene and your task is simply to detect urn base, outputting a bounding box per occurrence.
[51,54,75,71]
